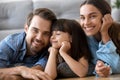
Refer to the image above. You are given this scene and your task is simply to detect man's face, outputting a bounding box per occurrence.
[25,15,51,56]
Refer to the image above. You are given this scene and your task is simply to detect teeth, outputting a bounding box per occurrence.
[34,41,42,46]
[85,27,94,31]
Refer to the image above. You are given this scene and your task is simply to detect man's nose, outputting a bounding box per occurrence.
[36,33,43,40]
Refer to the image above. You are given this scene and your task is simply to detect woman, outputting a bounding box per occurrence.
[45,19,92,79]
[79,0,120,77]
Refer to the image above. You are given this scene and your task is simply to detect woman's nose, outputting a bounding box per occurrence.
[84,19,90,25]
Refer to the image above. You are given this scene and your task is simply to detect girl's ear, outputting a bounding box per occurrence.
[24,23,29,33]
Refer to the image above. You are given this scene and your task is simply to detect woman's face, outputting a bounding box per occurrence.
[50,31,71,49]
[80,4,103,36]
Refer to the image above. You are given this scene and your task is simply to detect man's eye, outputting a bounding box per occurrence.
[32,29,38,33]
[44,32,51,36]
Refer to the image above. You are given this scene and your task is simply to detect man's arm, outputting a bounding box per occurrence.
[0,66,52,80]
[32,65,44,71]
[0,74,24,80]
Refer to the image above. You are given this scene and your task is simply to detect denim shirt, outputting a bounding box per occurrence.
[87,36,120,74]
[0,32,48,68]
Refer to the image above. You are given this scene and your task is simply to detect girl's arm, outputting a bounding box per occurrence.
[59,41,88,77]
[44,47,58,80]
[60,52,88,77]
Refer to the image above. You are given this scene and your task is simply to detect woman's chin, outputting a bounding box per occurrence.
[85,32,95,36]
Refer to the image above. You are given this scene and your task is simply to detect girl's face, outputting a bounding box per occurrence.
[50,31,71,49]
[80,4,103,36]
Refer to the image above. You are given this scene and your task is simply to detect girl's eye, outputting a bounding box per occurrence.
[56,31,61,35]
[56,33,60,35]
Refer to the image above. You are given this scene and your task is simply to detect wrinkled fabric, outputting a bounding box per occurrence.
[87,22,120,74]
[0,32,48,68]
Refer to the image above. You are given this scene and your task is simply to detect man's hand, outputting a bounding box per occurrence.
[0,65,52,80]
[18,66,52,80]
[95,60,110,77]
[0,74,24,80]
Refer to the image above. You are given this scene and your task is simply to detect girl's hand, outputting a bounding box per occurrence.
[59,41,71,54]
[48,47,58,55]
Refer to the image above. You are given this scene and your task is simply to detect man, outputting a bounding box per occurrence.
[0,8,56,80]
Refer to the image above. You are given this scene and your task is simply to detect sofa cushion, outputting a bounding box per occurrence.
[0,0,85,41]
[33,0,84,19]
[0,29,23,41]
[0,0,33,30]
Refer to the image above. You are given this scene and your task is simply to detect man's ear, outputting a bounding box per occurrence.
[24,23,29,33]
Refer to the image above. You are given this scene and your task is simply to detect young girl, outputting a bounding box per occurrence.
[79,0,120,77]
[45,19,92,79]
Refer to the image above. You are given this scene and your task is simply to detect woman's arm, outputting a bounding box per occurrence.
[96,14,120,77]
[100,14,113,44]
[97,40,120,73]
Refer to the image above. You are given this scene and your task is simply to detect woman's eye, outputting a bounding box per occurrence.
[90,15,96,19]
[80,16,85,20]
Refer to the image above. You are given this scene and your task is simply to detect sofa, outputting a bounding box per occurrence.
[0,0,85,41]
[0,0,111,41]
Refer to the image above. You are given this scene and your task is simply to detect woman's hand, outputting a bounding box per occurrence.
[100,14,113,34]
[100,14,113,43]
[95,60,111,77]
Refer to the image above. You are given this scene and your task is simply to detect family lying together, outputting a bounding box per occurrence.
[0,0,120,80]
